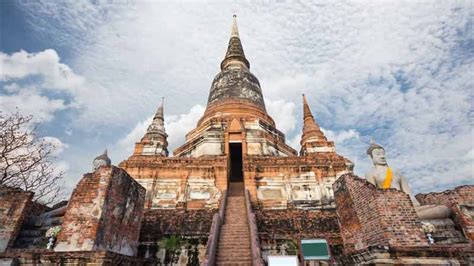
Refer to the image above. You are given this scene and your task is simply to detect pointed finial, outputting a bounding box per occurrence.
[302,94,313,119]
[154,97,164,120]
[231,14,239,38]
[220,14,249,70]
[103,149,107,156]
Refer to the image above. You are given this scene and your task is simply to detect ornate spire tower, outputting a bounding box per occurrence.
[133,97,169,156]
[174,15,296,157]
[120,15,354,215]
[202,14,267,120]
[300,94,335,155]
[220,15,250,71]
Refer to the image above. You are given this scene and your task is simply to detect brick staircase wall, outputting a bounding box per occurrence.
[216,196,252,265]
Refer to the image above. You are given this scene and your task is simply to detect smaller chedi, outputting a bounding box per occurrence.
[365,141,451,220]
[92,149,111,171]
[134,97,169,156]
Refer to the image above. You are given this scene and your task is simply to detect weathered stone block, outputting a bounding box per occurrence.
[416,185,474,241]
[139,209,215,242]
[333,174,428,254]
[54,166,145,256]
[255,208,342,244]
[0,186,33,252]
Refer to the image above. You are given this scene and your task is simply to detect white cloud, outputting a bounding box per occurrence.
[0,87,67,122]
[13,1,473,194]
[166,105,205,152]
[42,136,70,193]
[263,74,313,100]
[287,133,302,152]
[266,99,297,136]
[116,116,152,156]
[322,128,360,144]
[0,49,84,90]
[0,49,87,122]
[42,136,69,155]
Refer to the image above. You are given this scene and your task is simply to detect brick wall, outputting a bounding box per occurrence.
[416,185,474,207]
[139,209,216,242]
[55,166,145,256]
[416,185,474,241]
[333,174,428,254]
[120,156,228,210]
[137,209,214,264]
[254,208,341,244]
[0,186,33,252]
[0,250,142,265]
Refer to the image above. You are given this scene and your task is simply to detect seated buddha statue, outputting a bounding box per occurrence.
[365,142,451,220]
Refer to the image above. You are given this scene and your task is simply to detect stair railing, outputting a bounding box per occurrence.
[202,189,227,266]
[245,189,265,266]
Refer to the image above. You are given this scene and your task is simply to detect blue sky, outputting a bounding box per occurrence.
[1,1,473,197]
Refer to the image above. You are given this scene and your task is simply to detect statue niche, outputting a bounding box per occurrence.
[365,142,451,220]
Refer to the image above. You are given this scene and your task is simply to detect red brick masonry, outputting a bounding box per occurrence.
[417,185,474,240]
[0,186,33,252]
[333,174,428,254]
[54,166,145,256]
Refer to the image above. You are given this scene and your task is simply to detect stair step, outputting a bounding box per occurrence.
[220,230,250,233]
[219,238,250,242]
[220,237,250,241]
[219,239,251,242]
[217,256,251,260]
[217,244,251,248]
[221,225,248,227]
[18,230,44,237]
[220,234,250,237]
[217,255,252,259]
[216,256,252,263]
[217,245,251,248]
[221,225,248,228]
[215,192,253,261]
[217,242,250,246]
[216,261,252,266]
[221,226,248,229]
[220,232,250,235]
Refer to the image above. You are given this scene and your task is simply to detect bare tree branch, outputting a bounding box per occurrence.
[0,110,65,205]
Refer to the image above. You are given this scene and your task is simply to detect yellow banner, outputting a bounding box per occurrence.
[382,167,393,189]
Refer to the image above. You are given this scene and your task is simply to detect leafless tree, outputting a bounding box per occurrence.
[0,110,64,205]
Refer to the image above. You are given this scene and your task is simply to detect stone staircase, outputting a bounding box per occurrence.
[423,218,468,244]
[216,194,252,265]
[13,227,48,249]
[13,206,66,249]
[13,217,63,249]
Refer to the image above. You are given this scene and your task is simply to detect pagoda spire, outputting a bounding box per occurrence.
[231,14,239,38]
[135,97,169,156]
[152,97,164,121]
[220,14,250,70]
[302,94,321,133]
[300,94,335,155]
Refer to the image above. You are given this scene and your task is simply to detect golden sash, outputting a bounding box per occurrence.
[382,167,393,189]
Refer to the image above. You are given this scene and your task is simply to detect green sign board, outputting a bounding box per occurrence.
[301,239,330,260]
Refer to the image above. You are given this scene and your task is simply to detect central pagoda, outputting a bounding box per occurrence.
[121,15,352,209]
[174,15,296,158]
[118,17,353,262]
